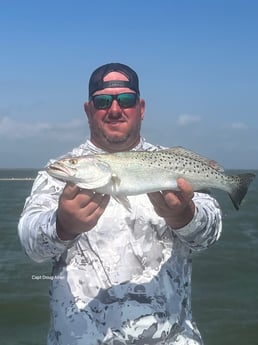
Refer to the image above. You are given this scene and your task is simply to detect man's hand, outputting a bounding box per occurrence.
[56,183,110,240]
[148,178,195,229]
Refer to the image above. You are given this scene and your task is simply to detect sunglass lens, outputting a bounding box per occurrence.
[118,93,137,108]
[93,95,112,109]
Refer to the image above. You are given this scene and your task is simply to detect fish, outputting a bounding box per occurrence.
[46,147,256,210]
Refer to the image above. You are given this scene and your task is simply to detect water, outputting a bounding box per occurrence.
[0,169,257,345]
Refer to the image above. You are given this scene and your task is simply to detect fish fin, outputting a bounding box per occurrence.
[112,195,132,212]
[111,173,121,192]
[165,146,225,172]
[228,173,256,210]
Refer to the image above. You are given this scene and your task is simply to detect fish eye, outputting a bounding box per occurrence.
[69,158,78,165]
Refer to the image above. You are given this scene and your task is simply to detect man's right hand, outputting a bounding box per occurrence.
[56,183,110,240]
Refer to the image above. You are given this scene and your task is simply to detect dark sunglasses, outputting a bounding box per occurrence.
[90,93,138,110]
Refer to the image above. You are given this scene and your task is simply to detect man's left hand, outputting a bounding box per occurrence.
[148,178,195,229]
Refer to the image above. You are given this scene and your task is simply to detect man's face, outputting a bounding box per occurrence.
[84,72,145,152]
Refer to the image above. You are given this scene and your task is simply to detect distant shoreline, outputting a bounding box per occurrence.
[0,178,35,181]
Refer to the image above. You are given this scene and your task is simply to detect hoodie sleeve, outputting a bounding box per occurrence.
[18,171,80,263]
[171,192,222,251]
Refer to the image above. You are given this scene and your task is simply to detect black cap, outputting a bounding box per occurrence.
[88,62,140,98]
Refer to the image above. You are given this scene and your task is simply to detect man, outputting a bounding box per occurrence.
[18,63,222,345]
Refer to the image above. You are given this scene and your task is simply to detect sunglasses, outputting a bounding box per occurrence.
[90,93,138,110]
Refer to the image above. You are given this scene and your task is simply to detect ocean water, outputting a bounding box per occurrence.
[0,169,257,345]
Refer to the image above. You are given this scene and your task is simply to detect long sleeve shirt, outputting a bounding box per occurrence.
[18,138,222,345]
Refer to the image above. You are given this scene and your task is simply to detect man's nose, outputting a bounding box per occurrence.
[108,100,122,114]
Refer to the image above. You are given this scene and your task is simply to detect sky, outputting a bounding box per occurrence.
[0,0,257,169]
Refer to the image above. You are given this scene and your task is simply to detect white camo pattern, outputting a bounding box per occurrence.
[18,138,222,345]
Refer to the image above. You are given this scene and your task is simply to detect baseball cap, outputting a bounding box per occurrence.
[88,63,140,98]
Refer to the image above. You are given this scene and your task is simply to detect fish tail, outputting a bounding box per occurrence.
[228,173,256,210]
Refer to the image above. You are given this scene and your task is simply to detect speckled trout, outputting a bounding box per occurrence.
[46,147,256,210]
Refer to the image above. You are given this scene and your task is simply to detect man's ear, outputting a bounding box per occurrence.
[84,101,91,119]
[140,99,145,120]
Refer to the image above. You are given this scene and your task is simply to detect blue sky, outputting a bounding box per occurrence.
[1,0,257,169]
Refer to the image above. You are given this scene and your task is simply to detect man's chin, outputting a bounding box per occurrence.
[102,125,128,141]
[105,134,129,144]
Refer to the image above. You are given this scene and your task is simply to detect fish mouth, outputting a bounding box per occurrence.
[47,162,76,178]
